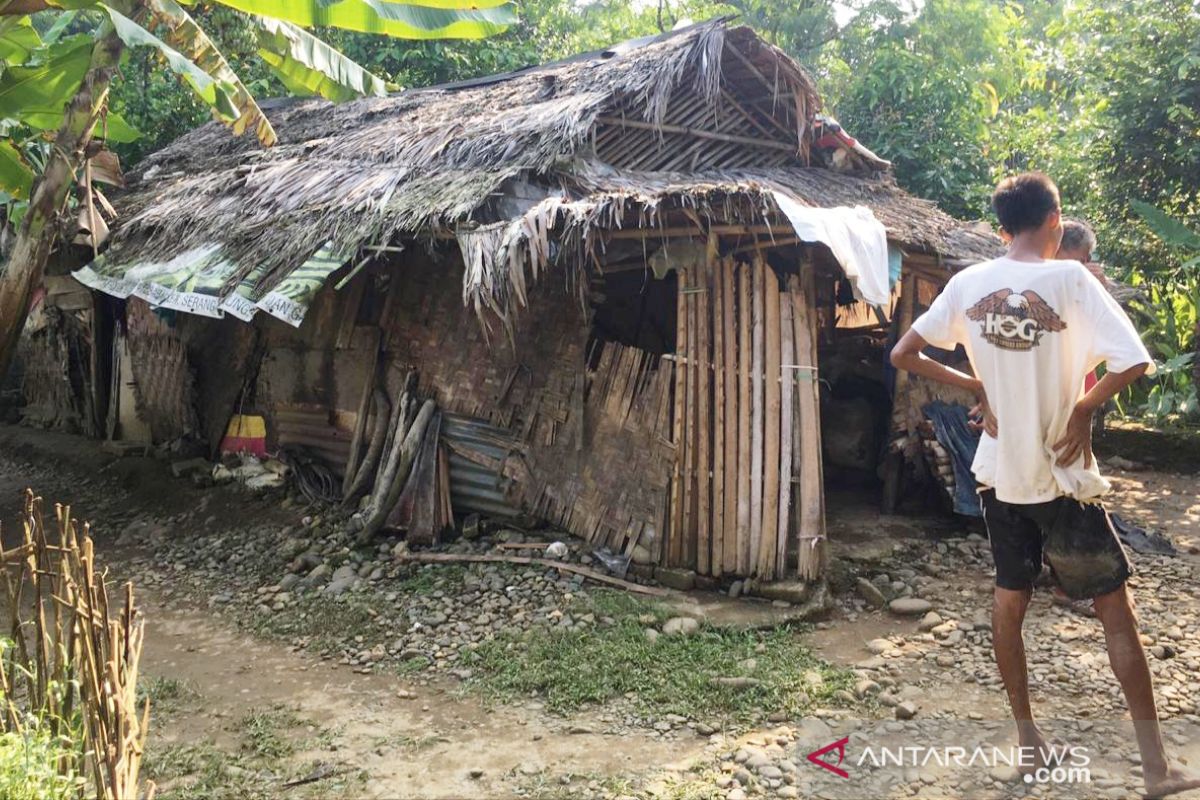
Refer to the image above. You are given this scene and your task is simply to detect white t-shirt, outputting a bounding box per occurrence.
[911,257,1154,505]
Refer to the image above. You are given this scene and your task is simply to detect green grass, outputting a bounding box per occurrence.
[0,728,85,800]
[137,676,198,716]
[460,588,858,722]
[395,564,465,595]
[239,707,302,759]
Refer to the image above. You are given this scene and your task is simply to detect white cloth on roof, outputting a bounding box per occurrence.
[770,190,890,307]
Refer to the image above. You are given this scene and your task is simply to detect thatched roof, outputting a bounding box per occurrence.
[92,18,1001,325]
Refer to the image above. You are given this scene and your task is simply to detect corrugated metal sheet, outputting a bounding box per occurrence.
[273,405,352,476]
[441,413,523,518]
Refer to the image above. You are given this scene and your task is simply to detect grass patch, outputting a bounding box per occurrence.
[394,564,466,595]
[238,707,302,759]
[461,589,857,722]
[142,741,270,800]
[137,676,198,716]
[250,593,384,654]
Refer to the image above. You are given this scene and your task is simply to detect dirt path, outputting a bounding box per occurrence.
[138,592,691,798]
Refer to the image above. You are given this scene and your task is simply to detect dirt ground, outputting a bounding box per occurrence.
[2,422,1199,799]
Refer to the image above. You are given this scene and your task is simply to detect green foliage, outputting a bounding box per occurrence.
[0,727,85,800]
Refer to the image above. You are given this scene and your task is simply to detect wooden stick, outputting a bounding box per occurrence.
[696,246,712,576]
[735,262,753,575]
[342,328,382,495]
[759,266,782,579]
[710,248,725,578]
[749,256,765,576]
[721,259,739,575]
[396,551,670,597]
[793,263,825,580]
[777,290,796,579]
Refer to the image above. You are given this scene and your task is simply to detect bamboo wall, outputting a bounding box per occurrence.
[667,249,825,581]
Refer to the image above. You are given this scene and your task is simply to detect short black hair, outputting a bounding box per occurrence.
[1060,218,1097,258]
[992,172,1060,235]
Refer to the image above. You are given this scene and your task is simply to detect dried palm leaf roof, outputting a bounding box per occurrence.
[99,18,1000,319]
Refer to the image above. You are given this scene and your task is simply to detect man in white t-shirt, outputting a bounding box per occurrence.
[891,172,1199,797]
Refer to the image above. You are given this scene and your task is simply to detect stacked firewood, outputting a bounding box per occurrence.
[342,371,451,544]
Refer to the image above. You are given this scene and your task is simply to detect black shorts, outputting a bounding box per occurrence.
[979,489,1132,600]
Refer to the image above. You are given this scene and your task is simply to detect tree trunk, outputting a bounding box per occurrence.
[0,25,124,385]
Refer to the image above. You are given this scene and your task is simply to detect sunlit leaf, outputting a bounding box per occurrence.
[145,0,276,145]
[205,0,515,40]
[1130,200,1200,251]
[102,4,241,122]
[254,17,386,102]
[0,17,43,65]
[0,140,34,200]
[0,35,91,122]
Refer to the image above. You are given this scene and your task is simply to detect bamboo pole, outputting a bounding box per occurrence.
[777,289,796,579]
[696,246,712,576]
[793,264,826,580]
[735,263,753,574]
[721,259,739,575]
[684,263,700,569]
[759,266,782,579]
[749,255,766,576]
[709,243,725,576]
[668,266,688,567]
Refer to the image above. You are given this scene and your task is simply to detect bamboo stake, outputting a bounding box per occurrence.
[683,264,699,569]
[735,262,753,575]
[749,256,766,576]
[696,246,712,576]
[777,289,796,579]
[710,248,725,577]
[668,267,689,567]
[793,264,826,580]
[759,267,782,579]
[721,259,739,575]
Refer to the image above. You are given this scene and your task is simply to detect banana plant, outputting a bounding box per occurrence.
[0,0,515,384]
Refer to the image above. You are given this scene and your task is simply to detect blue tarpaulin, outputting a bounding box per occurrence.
[922,400,982,517]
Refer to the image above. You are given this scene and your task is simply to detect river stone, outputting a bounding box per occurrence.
[663,617,700,636]
[857,577,887,608]
[889,597,933,616]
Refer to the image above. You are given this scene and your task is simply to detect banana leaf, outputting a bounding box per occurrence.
[0,34,91,121]
[146,0,277,145]
[0,140,33,200]
[102,5,242,122]
[255,17,386,102]
[203,0,514,40]
[0,17,43,65]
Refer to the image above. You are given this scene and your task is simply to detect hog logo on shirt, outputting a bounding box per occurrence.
[966,288,1066,350]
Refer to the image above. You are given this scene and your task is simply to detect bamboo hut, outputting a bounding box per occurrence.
[47,19,1005,586]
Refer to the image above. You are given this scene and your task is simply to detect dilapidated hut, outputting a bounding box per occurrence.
[51,19,1002,587]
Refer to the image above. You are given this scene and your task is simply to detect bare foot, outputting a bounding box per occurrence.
[1144,765,1200,799]
[1015,727,1068,777]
